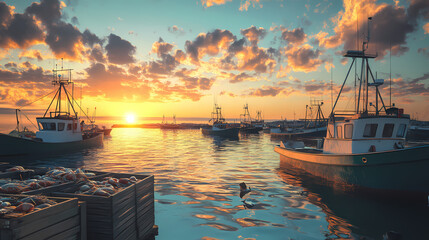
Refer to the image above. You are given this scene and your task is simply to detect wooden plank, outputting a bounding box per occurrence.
[1,197,78,228]
[20,215,80,240]
[13,206,79,239]
[79,201,87,240]
[113,211,136,239]
[46,225,80,240]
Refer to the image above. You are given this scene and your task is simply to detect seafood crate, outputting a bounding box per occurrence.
[0,194,86,240]
[51,176,138,240]
[98,173,155,240]
[0,166,110,195]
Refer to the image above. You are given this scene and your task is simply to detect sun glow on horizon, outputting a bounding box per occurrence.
[125,113,137,123]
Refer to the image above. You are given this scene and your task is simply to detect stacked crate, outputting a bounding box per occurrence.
[0,194,86,240]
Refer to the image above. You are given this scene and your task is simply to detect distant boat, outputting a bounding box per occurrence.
[275,21,429,195]
[271,100,327,139]
[160,115,182,129]
[0,68,103,157]
[239,104,260,134]
[407,125,429,141]
[201,104,239,137]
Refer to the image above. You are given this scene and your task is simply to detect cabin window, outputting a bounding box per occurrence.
[67,124,72,130]
[344,124,353,139]
[336,126,342,139]
[73,123,77,131]
[41,122,56,131]
[382,123,394,137]
[327,124,334,138]
[363,124,378,137]
[396,124,407,137]
[58,123,65,131]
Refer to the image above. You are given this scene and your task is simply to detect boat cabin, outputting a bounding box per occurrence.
[323,112,409,154]
[36,116,83,143]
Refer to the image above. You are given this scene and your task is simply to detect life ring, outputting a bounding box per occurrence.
[362,157,367,163]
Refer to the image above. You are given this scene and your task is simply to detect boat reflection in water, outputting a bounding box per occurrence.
[277,161,429,239]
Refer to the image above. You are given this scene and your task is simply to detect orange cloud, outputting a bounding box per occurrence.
[241,26,266,45]
[239,0,262,11]
[185,29,235,63]
[314,0,429,58]
[201,0,232,8]
[18,49,45,61]
[284,44,324,73]
[424,23,429,34]
[151,38,174,57]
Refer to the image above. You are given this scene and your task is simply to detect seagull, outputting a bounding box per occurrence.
[239,182,252,199]
[242,199,254,209]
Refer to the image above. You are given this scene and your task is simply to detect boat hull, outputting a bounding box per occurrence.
[201,127,239,137]
[239,127,260,134]
[271,127,327,139]
[274,145,429,193]
[0,133,103,157]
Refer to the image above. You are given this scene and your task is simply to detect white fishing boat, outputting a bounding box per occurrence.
[275,18,429,195]
[0,68,103,157]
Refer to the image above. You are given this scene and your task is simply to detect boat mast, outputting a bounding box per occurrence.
[43,67,78,119]
[330,17,388,118]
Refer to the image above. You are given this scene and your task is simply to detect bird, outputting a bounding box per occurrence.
[239,182,252,199]
[242,199,254,209]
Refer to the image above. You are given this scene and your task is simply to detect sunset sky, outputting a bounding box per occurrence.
[0,0,428,122]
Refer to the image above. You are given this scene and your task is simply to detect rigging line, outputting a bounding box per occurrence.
[20,110,38,130]
[71,98,93,122]
[18,89,56,110]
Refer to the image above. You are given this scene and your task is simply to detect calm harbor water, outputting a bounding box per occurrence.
[3,128,429,239]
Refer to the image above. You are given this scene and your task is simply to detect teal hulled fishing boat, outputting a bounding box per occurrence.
[275,18,429,195]
[201,104,239,137]
[0,68,103,157]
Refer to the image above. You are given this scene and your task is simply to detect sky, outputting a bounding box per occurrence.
[0,0,428,122]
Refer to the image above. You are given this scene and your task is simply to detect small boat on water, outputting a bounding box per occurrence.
[271,100,327,139]
[239,104,260,134]
[0,68,103,157]
[275,21,429,195]
[160,115,182,129]
[201,104,239,137]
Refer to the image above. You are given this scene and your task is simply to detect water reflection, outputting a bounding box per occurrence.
[277,162,429,239]
[6,128,428,239]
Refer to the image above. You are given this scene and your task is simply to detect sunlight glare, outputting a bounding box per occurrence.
[125,113,136,124]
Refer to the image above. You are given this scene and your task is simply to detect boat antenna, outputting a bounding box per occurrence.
[331,65,333,110]
[389,40,392,107]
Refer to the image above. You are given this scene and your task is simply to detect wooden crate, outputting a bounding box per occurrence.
[51,179,138,240]
[96,173,155,240]
[0,194,85,240]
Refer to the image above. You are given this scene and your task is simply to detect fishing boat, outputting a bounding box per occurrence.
[239,104,260,134]
[201,104,239,137]
[0,68,103,157]
[275,18,429,195]
[160,115,182,129]
[271,100,327,139]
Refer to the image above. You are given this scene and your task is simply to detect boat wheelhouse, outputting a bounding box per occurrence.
[324,112,408,154]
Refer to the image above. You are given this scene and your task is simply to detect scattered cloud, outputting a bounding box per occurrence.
[168,25,186,36]
[105,34,136,64]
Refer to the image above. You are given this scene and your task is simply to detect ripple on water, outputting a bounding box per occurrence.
[13,128,429,239]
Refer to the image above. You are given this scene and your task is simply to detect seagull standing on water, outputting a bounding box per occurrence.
[239,182,254,209]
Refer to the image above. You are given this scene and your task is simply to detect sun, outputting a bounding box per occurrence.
[125,113,136,124]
